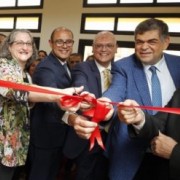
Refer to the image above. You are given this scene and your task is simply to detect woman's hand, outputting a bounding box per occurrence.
[57,86,84,112]
[61,86,84,95]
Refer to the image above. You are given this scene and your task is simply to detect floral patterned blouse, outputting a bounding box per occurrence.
[0,58,30,167]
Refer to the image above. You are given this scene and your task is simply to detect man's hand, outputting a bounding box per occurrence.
[68,113,97,139]
[58,86,84,112]
[117,99,144,125]
[98,97,114,121]
[151,131,177,159]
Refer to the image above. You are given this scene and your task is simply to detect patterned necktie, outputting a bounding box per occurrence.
[149,66,162,114]
[103,68,111,91]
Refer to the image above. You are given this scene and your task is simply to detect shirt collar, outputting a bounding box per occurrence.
[94,60,111,73]
[143,55,165,72]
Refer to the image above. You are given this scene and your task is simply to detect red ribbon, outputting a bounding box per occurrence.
[82,98,111,150]
[1,80,180,150]
[0,80,109,150]
[118,104,180,115]
[61,94,111,150]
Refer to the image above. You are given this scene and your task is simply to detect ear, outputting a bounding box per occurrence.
[115,44,118,53]
[49,39,53,49]
[163,36,170,50]
[92,45,95,53]
[8,45,12,54]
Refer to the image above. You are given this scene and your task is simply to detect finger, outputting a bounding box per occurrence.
[80,102,92,109]
[158,130,163,136]
[151,140,156,153]
[76,132,91,139]
[74,86,84,94]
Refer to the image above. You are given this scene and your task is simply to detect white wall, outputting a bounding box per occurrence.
[1,0,180,54]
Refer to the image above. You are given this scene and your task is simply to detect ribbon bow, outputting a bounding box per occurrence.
[61,94,111,150]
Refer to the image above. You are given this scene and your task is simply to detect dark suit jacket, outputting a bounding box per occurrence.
[103,53,180,179]
[30,52,72,148]
[63,60,106,158]
[129,89,180,180]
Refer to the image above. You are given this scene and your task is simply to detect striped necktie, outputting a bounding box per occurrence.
[103,68,111,91]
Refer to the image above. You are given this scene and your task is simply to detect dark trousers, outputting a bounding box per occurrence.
[27,144,64,180]
[134,153,169,180]
[0,163,15,180]
[75,130,109,180]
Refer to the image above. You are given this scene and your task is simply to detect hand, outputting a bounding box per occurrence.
[98,97,114,121]
[57,86,84,112]
[117,99,144,125]
[80,91,96,111]
[151,131,177,159]
[68,114,97,139]
[61,86,84,95]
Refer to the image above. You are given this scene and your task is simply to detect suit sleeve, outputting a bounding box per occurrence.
[103,61,127,102]
[129,89,180,179]
[170,144,180,179]
[71,63,90,92]
[33,65,66,120]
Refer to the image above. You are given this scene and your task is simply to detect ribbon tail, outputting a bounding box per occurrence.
[89,131,95,151]
[95,127,105,150]
[89,127,105,151]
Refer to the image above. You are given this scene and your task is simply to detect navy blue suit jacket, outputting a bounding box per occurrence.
[103,53,180,180]
[63,60,104,158]
[30,53,72,148]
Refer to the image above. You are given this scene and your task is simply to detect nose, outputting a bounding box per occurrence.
[101,45,108,51]
[62,42,68,47]
[141,42,149,50]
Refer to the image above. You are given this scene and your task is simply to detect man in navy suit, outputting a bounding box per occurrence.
[28,27,74,180]
[72,18,180,180]
[63,31,117,180]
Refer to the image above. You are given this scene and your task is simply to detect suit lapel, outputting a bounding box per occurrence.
[165,54,180,88]
[133,61,153,114]
[50,53,71,81]
[89,61,102,96]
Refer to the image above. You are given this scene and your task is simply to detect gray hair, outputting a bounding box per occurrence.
[0,29,37,64]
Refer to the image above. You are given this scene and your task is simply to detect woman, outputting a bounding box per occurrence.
[0,29,83,179]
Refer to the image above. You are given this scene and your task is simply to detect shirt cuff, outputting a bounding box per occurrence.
[62,111,71,125]
[132,117,145,134]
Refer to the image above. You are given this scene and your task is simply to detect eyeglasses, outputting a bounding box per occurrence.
[94,43,115,50]
[13,41,33,47]
[54,39,74,47]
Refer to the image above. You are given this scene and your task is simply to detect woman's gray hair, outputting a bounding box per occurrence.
[0,29,38,64]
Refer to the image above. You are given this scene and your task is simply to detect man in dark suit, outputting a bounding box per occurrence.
[117,89,180,180]
[71,18,180,180]
[28,27,74,180]
[63,31,117,180]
